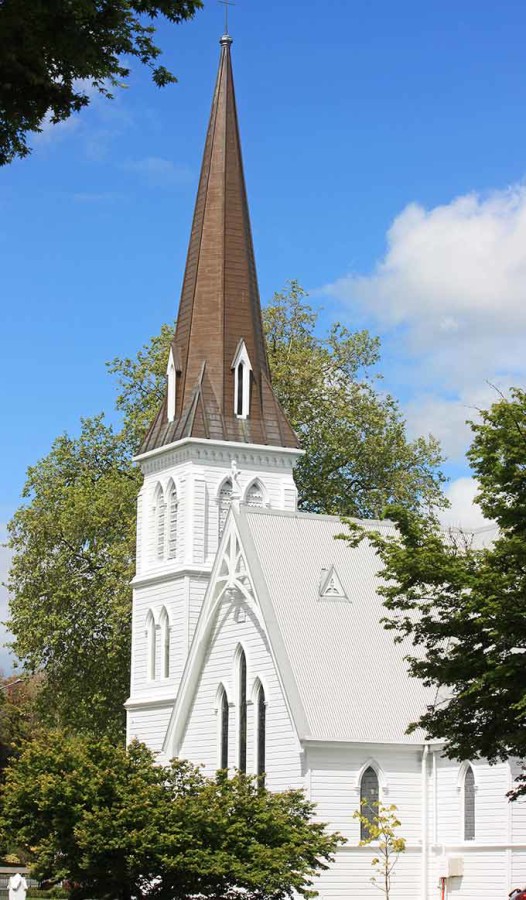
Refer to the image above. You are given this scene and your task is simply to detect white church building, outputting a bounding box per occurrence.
[126,33,526,900]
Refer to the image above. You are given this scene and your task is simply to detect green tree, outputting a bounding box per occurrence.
[8,417,137,739]
[345,388,526,796]
[8,283,445,739]
[263,282,445,517]
[0,0,202,165]
[353,801,406,898]
[1,731,343,900]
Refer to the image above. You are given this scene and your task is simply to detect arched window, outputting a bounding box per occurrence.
[218,686,229,770]
[146,611,156,681]
[237,648,247,773]
[464,766,475,841]
[232,341,251,419]
[236,362,244,416]
[256,682,266,783]
[360,766,379,840]
[160,607,170,679]
[218,479,233,539]
[154,486,166,561]
[168,484,178,560]
[246,480,264,508]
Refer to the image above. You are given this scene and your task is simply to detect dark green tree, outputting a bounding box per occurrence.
[344,388,526,796]
[1,731,342,900]
[0,0,202,165]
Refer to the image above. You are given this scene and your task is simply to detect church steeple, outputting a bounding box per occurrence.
[140,34,299,454]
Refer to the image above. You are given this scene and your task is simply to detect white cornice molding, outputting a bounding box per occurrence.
[132,564,213,588]
[134,436,304,468]
[125,695,177,710]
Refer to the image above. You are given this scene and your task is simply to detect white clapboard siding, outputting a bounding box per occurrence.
[130,578,187,696]
[306,743,423,844]
[179,596,302,792]
[127,703,173,754]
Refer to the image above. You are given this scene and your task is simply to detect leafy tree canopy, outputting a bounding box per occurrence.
[0,0,202,165]
[8,417,137,739]
[1,731,342,900]
[8,282,445,738]
[345,388,526,795]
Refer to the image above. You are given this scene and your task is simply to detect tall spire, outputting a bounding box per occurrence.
[140,35,299,454]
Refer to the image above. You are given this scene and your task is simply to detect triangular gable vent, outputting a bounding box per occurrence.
[319,565,348,601]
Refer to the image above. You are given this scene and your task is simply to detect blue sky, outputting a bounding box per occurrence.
[2,0,526,667]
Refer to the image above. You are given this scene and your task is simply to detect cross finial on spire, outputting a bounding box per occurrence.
[219,0,235,39]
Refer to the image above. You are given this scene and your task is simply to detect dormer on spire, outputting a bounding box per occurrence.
[139,35,299,455]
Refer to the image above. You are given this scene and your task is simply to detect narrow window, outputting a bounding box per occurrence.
[246,481,264,508]
[168,485,178,560]
[360,766,379,840]
[464,766,475,840]
[156,491,166,561]
[236,362,244,416]
[218,479,233,539]
[146,612,156,681]
[256,682,266,784]
[160,607,170,679]
[219,687,229,770]
[238,649,247,773]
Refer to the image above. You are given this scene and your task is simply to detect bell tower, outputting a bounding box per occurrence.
[126,34,301,750]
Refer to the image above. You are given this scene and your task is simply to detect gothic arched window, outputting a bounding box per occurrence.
[168,483,178,560]
[154,485,166,561]
[464,766,475,841]
[256,681,266,783]
[146,611,156,681]
[160,607,170,679]
[246,480,264,508]
[237,648,247,773]
[218,479,233,539]
[218,686,229,770]
[360,766,379,840]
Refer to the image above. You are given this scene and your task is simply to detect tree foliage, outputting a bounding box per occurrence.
[353,801,405,898]
[1,731,342,900]
[8,417,138,739]
[0,0,202,165]
[8,282,444,738]
[263,282,445,516]
[345,388,526,795]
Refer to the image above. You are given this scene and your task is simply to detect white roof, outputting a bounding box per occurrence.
[238,507,434,745]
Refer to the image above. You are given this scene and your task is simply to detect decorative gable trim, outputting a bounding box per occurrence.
[162,508,309,757]
[318,565,348,601]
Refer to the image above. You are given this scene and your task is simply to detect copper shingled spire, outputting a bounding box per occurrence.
[140,34,299,453]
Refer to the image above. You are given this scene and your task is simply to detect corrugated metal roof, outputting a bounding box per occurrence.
[239,507,434,744]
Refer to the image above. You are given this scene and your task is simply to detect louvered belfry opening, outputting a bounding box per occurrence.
[141,35,299,455]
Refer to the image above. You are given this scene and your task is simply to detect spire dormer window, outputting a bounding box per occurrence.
[232,340,252,420]
[166,344,181,424]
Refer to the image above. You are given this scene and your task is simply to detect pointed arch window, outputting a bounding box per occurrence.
[238,648,247,773]
[218,479,233,539]
[256,682,266,784]
[246,480,264,508]
[160,607,170,679]
[168,484,178,560]
[218,686,229,770]
[154,486,166,561]
[146,611,156,681]
[360,766,379,840]
[232,341,252,419]
[464,766,475,841]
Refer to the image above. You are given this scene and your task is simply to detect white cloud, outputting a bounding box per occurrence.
[121,157,192,189]
[322,183,526,459]
[438,477,491,531]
